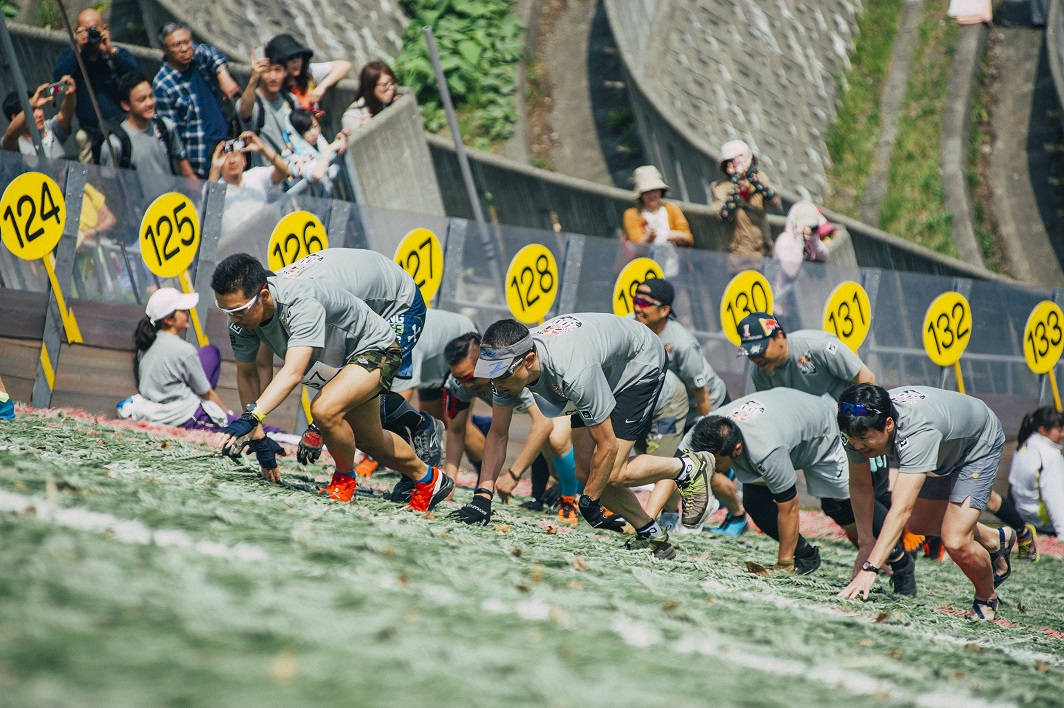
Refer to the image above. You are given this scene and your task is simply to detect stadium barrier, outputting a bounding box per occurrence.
[0,149,1060,435]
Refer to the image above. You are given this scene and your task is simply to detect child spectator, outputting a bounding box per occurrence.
[264,33,351,116]
[341,61,401,131]
[772,200,835,329]
[121,287,229,428]
[282,108,349,196]
[2,78,77,158]
[622,165,693,277]
[208,132,289,257]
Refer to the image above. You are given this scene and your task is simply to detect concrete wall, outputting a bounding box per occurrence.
[1049,0,1064,133]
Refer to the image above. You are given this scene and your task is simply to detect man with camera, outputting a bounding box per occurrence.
[52,8,141,152]
[710,139,782,274]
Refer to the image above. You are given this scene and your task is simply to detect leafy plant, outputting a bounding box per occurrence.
[1,0,18,20]
[394,0,524,151]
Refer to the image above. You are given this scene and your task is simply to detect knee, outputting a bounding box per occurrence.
[821,498,855,527]
[940,527,974,555]
[311,398,345,430]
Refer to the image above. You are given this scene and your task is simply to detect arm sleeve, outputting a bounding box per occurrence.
[817,340,863,381]
[895,430,942,474]
[666,203,692,238]
[228,325,262,363]
[309,62,332,84]
[564,366,617,426]
[283,298,327,349]
[622,207,648,243]
[755,447,800,494]
[1041,454,1064,536]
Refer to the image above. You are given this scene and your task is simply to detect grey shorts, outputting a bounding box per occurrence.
[917,427,1004,510]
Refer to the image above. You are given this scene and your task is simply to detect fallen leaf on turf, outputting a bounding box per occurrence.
[516,583,530,593]
[493,523,511,533]
[549,605,566,625]
[567,580,583,590]
[704,597,715,605]
[571,556,589,571]
[270,651,299,682]
[889,649,903,659]
[531,564,544,584]
[1036,660,1047,672]
[858,638,875,647]
[662,601,679,611]
[545,526,558,535]
[964,643,983,652]
[875,611,890,623]
[510,546,522,557]
[745,561,771,576]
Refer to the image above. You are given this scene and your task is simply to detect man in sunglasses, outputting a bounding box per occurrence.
[440,332,578,525]
[465,314,715,560]
[631,277,741,534]
[209,253,452,512]
[684,388,910,578]
[836,384,1011,620]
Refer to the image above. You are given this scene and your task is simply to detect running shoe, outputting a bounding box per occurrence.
[355,456,379,477]
[410,414,444,466]
[1017,523,1039,562]
[676,449,714,528]
[901,530,925,553]
[408,467,453,512]
[710,513,749,536]
[321,471,357,502]
[625,531,677,560]
[520,496,546,512]
[557,495,579,526]
[888,550,918,597]
[388,474,414,504]
[923,536,945,561]
[794,545,821,575]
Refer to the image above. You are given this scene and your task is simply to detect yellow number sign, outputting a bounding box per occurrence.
[140,192,200,278]
[395,228,444,305]
[268,211,328,271]
[922,292,972,367]
[506,244,558,324]
[1023,301,1064,375]
[613,257,664,316]
[720,270,773,345]
[1,171,66,260]
[823,281,872,353]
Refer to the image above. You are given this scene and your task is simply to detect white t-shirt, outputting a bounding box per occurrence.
[641,206,679,277]
[1010,432,1064,535]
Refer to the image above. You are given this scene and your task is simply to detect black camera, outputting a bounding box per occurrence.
[85,26,102,47]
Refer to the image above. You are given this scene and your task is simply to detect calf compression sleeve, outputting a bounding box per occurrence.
[552,447,578,497]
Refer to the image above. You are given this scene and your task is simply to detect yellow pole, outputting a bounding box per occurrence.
[1049,369,1062,412]
[43,254,82,343]
[301,387,314,423]
[177,270,209,347]
[953,361,965,394]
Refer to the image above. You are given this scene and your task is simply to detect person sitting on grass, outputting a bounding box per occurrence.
[1008,405,1064,559]
[208,253,451,512]
[120,287,229,428]
[837,384,1013,620]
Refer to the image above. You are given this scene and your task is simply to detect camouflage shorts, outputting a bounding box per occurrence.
[348,340,403,391]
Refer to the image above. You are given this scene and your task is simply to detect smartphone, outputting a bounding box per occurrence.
[223,139,246,153]
[44,81,67,97]
[252,46,265,61]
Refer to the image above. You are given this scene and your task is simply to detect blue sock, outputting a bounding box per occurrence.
[552,448,578,497]
[417,465,434,484]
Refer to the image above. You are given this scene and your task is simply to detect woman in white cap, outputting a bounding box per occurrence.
[622,165,693,277]
[710,139,781,273]
[120,287,229,428]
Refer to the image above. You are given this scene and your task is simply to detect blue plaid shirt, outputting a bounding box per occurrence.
[152,44,231,178]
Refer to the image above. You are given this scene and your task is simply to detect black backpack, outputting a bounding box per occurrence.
[91,117,178,174]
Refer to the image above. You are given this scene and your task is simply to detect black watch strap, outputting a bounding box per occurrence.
[861,561,881,574]
[474,487,494,498]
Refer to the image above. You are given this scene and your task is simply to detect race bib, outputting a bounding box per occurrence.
[302,360,341,390]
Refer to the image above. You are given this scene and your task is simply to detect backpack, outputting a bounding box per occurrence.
[246,92,297,154]
[91,117,179,174]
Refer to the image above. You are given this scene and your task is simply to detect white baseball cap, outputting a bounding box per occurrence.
[145,287,199,323]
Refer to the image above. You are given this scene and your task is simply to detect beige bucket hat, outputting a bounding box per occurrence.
[633,165,669,198]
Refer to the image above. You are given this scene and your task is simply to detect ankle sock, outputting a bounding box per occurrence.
[636,520,663,538]
[417,465,434,484]
[674,457,694,485]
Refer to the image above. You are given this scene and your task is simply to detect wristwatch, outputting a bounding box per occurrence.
[861,560,881,574]
[245,402,266,422]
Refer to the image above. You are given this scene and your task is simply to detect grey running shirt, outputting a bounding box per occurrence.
[751,330,863,401]
[228,276,395,385]
[844,386,1003,476]
[101,117,184,174]
[657,318,728,407]
[494,313,666,425]
[274,248,418,319]
[701,388,842,494]
[393,309,477,391]
[137,331,210,424]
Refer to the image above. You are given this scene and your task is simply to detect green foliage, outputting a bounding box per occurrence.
[394,0,524,151]
[1,0,18,20]
[36,0,59,28]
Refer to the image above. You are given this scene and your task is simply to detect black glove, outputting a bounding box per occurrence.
[220,412,259,456]
[542,482,562,507]
[578,494,626,532]
[230,435,284,462]
[297,424,324,465]
[450,495,492,526]
[250,436,280,471]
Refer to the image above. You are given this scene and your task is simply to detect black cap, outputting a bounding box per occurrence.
[638,278,675,308]
[265,33,313,65]
[736,311,781,356]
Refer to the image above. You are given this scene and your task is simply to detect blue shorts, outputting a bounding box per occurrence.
[389,289,427,380]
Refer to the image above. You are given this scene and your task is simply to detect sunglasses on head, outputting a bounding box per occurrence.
[838,402,881,417]
[216,283,266,315]
[632,296,661,308]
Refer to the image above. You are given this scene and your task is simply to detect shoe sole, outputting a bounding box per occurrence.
[680,453,712,528]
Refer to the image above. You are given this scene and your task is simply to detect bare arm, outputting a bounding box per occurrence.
[177,159,196,179]
[238,56,267,121]
[307,60,352,102]
[584,418,620,500]
[216,64,241,100]
[254,345,312,416]
[852,365,876,385]
[201,387,227,410]
[478,403,515,494]
[510,405,554,476]
[692,386,712,416]
[235,359,263,409]
[443,405,470,481]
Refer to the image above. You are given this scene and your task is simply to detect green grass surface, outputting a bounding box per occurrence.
[1,413,1063,706]
[878,0,959,256]
[824,0,904,214]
